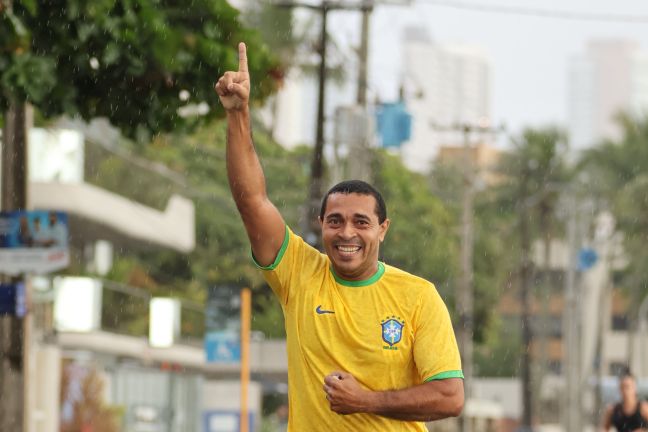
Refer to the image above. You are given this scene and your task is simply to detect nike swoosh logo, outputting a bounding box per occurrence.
[316,305,335,315]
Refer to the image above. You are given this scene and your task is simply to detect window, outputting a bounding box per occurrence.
[612,315,629,331]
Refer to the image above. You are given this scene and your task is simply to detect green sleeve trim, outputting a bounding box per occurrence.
[424,370,464,382]
[251,225,290,270]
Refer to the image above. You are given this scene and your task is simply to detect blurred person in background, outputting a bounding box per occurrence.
[33,213,67,248]
[601,368,648,431]
[17,215,34,247]
[215,42,464,431]
[45,212,67,248]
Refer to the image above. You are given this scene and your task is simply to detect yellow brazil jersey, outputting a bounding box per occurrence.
[255,226,463,431]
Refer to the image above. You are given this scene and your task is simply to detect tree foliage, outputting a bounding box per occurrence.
[83,119,309,337]
[429,159,513,347]
[373,150,457,291]
[580,114,648,311]
[432,127,570,377]
[1,0,279,138]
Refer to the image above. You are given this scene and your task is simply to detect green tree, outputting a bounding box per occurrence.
[580,114,648,360]
[1,0,279,345]
[1,0,278,136]
[372,150,457,296]
[429,160,515,349]
[84,119,309,338]
[495,126,570,427]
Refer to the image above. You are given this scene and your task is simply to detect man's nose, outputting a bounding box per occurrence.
[339,222,356,239]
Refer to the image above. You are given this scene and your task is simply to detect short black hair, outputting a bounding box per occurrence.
[319,180,387,223]
[620,367,634,380]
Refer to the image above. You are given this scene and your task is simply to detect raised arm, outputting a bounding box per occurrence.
[215,42,285,266]
[323,372,464,422]
[640,401,648,431]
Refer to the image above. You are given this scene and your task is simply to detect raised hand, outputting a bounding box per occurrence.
[215,42,250,112]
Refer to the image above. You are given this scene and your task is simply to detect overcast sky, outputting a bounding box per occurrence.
[325,0,648,138]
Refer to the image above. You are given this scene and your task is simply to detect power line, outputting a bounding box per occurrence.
[416,0,648,23]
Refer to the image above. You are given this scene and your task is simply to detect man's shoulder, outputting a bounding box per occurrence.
[382,263,436,291]
[283,227,329,268]
[640,400,648,416]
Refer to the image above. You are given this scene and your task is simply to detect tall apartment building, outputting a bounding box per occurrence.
[401,27,491,173]
[568,39,648,151]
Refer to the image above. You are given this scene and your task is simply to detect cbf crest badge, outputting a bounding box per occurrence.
[381,316,405,350]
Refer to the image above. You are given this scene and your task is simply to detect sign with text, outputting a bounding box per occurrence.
[0,210,70,275]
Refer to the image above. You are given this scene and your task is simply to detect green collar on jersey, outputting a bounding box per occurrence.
[330,261,385,287]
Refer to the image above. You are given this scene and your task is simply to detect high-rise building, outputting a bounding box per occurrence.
[568,40,648,151]
[400,27,491,173]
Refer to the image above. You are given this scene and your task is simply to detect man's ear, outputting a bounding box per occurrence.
[379,218,391,242]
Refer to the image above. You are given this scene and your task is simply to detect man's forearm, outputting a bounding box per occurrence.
[365,380,463,422]
[226,109,268,215]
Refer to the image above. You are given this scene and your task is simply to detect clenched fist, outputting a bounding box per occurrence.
[323,371,374,415]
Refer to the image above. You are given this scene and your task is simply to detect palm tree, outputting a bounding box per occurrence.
[496,127,570,429]
[579,113,648,370]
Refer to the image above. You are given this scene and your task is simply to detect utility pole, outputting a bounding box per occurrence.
[519,164,533,432]
[0,100,28,431]
[563,196,581,432]
[430,121,502,432]
[306,0,329,247]
[339,1,375,188]
[2,2,33,429]
[274,0,386,247]
[274,0,334,246]
[458,124,475,416]
[356,1,372,107]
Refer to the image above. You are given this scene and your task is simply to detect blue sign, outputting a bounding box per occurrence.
[0,283,26,317]
[205,284,241,363]
[0,210,68,249]
[205,331,240,363]
[0,210,70,274]
[578,248,598,271]
[376,102,412,148]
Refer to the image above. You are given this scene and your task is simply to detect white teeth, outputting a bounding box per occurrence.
[338,246,360,253]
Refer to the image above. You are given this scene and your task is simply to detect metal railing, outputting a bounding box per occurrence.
[32,276,205,345]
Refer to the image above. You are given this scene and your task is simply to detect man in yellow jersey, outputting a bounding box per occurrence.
[215,42,464,431]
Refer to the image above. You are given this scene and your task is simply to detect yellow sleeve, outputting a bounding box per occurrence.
[251,226,325,306]
[413,284,464,382]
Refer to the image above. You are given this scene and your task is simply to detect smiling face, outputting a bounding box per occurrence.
[319,193,390,281]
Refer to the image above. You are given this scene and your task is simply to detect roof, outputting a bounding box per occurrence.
[30,181,195,253]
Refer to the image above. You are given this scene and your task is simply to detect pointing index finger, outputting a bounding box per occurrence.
[238,42,248,73]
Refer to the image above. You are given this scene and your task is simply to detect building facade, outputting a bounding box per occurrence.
[401,27,491,173]
[568,39,648,151]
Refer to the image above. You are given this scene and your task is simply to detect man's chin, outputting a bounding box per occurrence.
[331,261,364,279]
